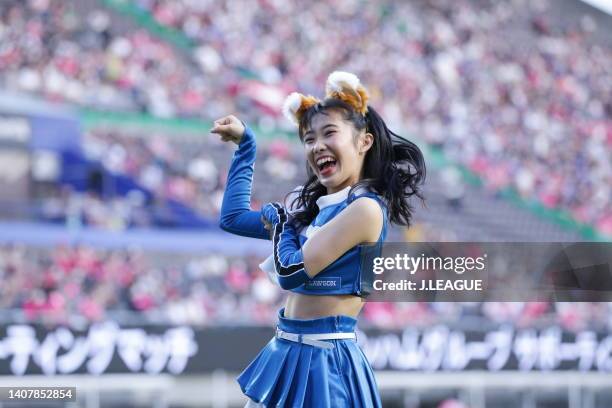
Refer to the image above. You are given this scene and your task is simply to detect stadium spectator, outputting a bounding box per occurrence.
[1,0,609,233]
[2,243,610,332]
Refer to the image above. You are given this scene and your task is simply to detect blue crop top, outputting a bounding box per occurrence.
[219,126,388,297]
[288,186,388,296]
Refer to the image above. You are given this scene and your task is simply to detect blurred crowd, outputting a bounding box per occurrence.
[1,243,611,332]
[81,128,300,222]
[26,127,302,230]
[1,0,609,234]
[0,243,282,327]
[0,0,236,117]
[38,185,156,230]
[362,299,612,333]
[134,0,612,233]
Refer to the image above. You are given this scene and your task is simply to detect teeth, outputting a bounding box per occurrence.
[316,157,336,166]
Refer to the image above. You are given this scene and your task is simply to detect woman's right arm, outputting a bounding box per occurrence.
[213,116,270,240]
[261,197,383,289]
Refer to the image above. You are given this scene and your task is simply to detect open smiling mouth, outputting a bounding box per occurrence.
[316,156,337,177]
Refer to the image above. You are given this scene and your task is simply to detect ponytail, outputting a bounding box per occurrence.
[362,106,426,226]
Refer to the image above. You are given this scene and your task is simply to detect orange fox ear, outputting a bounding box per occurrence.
[325,71,369,115]
[282,93,320,126]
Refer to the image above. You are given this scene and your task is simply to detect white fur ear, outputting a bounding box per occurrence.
[326,71,360,94]
[282,92,302,125]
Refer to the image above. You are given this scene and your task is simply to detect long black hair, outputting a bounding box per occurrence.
[288,98,426,229]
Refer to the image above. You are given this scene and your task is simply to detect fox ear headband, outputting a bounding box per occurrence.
[282,71,369,126]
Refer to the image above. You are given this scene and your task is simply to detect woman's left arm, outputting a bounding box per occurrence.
[262,198,383,289]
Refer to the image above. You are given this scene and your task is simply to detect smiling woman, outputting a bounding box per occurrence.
[302,110,373,194]
[214,71,426,407]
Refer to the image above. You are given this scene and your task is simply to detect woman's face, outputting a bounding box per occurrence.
[302,109,371,194]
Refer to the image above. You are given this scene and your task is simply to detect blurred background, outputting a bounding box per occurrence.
[0,0,610,406]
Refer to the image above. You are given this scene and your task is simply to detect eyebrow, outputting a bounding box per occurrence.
[303,124,338,137]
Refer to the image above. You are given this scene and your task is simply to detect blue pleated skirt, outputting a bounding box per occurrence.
[237,308,382,408]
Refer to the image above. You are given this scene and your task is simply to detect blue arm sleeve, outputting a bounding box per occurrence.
[219,126,270,240]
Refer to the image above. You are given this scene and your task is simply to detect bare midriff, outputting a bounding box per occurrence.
[284,292,364,319]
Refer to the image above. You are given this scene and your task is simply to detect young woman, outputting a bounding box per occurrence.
[213,72,425,407]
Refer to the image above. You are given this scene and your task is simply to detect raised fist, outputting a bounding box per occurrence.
[210,115,245,145]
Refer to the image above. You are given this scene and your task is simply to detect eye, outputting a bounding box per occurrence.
[303,137,314,144]
[325,131,335,137]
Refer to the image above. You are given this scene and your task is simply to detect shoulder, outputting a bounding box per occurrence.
[348,187,387,214]
[346,196,384,220]
[342,196,384,241]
